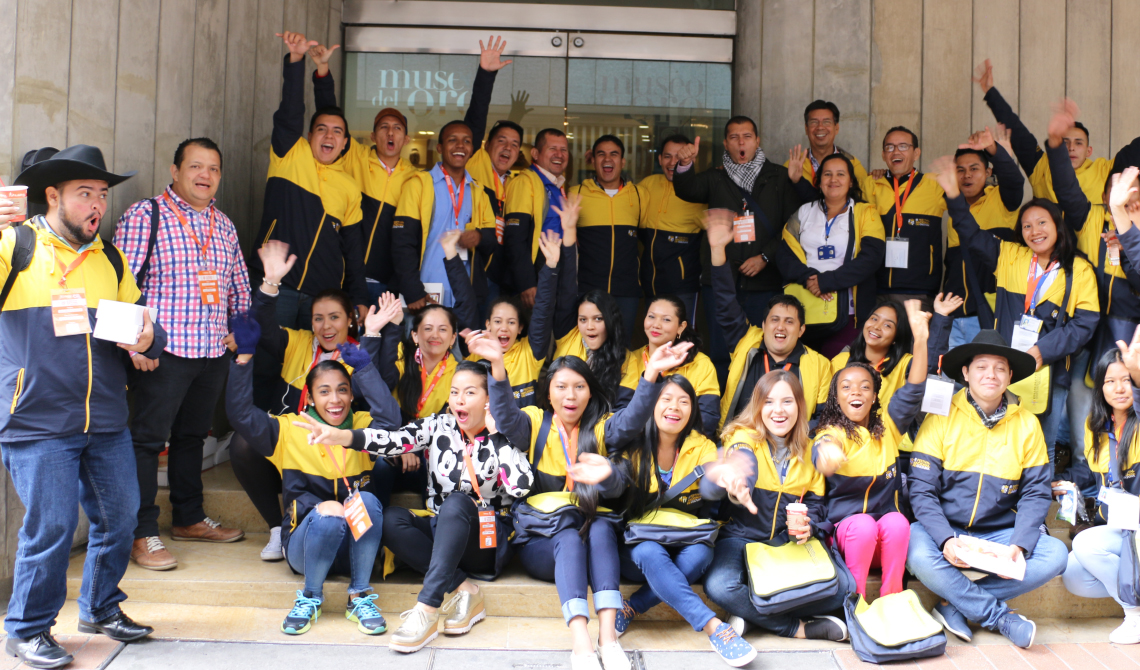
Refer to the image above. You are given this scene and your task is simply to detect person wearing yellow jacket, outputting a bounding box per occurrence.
[776,153,885,357]
[572,135,650,342]
[907,329,1068,648]
[638,135,707,324]
[976,59,1112,205]
[708,212,831,427]
[784,100,870,203]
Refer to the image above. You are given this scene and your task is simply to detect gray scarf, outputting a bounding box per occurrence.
[723,148,767,194]
[966,390,1007,429]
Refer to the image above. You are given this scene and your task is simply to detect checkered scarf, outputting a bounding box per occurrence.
[722,148,767,194]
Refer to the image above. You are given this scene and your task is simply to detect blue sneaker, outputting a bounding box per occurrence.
[347,593,387,635]
[708,621,757,668]
[997,612,1036,648]
[281,591,322,635]
[614,599,637,637]
[932,602,972,642]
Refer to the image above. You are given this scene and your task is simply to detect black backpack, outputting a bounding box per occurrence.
[0,222,126,310]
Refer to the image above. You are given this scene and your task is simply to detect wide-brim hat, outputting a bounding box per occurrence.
[941,329,1037,386]
[14,144,135,204]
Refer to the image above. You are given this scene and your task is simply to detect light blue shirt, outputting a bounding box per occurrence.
[421,163,474,308]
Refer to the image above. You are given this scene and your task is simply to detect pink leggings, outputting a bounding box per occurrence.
[834,512,910,597]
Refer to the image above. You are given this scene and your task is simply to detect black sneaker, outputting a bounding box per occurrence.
[803,615,848,641]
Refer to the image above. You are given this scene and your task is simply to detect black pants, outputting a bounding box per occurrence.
[230,433,283,529]
[130,352,228,538]
[382,494,495,607]
[372,455,429,508]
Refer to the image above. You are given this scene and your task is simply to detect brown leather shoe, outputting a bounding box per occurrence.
[131,536,178,571]
[171,517,244,543]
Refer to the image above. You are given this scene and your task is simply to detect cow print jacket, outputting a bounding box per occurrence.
[354,413,533,513]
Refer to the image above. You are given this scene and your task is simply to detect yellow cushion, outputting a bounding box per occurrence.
[746,538,835,596]
[853,590,944,646]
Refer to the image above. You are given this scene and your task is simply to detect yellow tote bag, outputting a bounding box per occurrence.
[1008,365,1051,415]
[783,284,839,326]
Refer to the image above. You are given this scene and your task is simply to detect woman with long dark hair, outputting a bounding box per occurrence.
[474,331,691,670]
[1062,339,1140,644]
[932,156,1099,467]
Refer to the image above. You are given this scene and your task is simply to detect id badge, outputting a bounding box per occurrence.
[921,374,955,416]
[817,245,836,260]
[478,508,498,549]
[733,212,755,243]
[198,270,220,305]
[51,288,91,337]
[495,217,506,245]
[885,238,909,268]
[1109,245,1121,266]
[343,491,373,541]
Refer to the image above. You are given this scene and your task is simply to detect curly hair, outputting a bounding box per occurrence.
[815,362,885,443]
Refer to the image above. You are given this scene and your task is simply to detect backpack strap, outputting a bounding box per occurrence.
[134,198,161,288]
[650,464,706,510]
[103,239,125,287]
[533,411,553,470]
[0,224,38,311]
[1059,266,1075,326]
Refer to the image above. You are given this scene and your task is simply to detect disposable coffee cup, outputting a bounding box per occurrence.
[786,502,808,530]
[0,185,28,223]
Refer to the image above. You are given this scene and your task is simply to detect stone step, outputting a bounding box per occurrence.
[67,533,1121,622]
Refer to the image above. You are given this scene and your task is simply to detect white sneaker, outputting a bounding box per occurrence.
[597,640,631,670]
[570,651,604,670]
[261,526,284,561]
[1110,616,1140,645]
[728,615,750,637]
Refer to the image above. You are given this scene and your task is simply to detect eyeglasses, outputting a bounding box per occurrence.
[883,143,913,152]
[806,119,835,128]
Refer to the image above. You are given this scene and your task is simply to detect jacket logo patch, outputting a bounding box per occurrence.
[911,458,931,471]
[1000,484,1019,495]
[1126,468,1136,479]
[669,235,689,244]
[905,216,930,227]
[506,217,521,226]
[393,221,404,229]
[1051,309,1059,318]
[628,230,636,237]
[513,385,535,400]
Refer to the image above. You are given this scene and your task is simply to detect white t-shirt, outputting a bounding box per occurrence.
[798,199,853,273]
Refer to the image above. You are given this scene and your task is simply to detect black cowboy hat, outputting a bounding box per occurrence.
[14,145,135,204]
[941,329,1037,386]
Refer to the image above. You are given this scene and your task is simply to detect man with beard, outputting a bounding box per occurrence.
[3,145,165,667]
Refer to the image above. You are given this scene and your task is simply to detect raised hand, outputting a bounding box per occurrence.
[552,193,581,239]
[1117,324,1140,382]
[464,330,505,364]
[787,145,808,184]
[258,240,297,286]
[705,209,735,250]
[928,156,959,198]
[479,36,513,72]
[933,292,965,317]
[644,341,694,380]
[308,43,340,75]
[993,123,1014,157]
[363,292,403,335]
[440,229,462,259]
[959,127,995,154]
[277,31,317,63]
[1110,166,1140,209]
[904,299,931,342]
[508,90,534,123]
[538,230,562,268]
[675,135,700,166]
[972,58,994,93]
[1047,98,1080,147]
[567,452,613,486]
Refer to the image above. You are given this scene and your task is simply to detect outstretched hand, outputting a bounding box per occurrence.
[787,145,808,184]
[291,412,354,448]
[552,193,582,238]
[705,448,758,514]
[538,230,563,268]
[1047,98,1080,147]
[904,299,932,342]
[933,292,965,317]
[309,43,340,75]
[959,127,996,154]
[644,341,694,380]
[1117,325,1140,382]
[277,31,317,63]
[364,292,404,335]
[479,36,513,72]
[259,240,297,286]
[972,58,994,93]
[465,330,506,363]
[928,156,959,198]
[567,452,613,486]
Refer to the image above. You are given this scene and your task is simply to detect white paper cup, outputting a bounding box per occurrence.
[786,502,808,530]
[0,185,28,223]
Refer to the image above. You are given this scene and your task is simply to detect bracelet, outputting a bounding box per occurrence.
[364,332,382,338]
[263,279,282,287]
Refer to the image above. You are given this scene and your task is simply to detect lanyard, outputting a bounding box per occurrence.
[1024,257,1059,314]
[1108,420,1124,487]
[443,172,467,229]
[492,171,506,204]
[418,354,451,413]
[823,203,848,242]
[320,443,354,495]
[55,250,91,288]
[462,434,488,506]
[554,417,579,491]
[873,356,889,373]
[891,170,917,237]
[297,342,348,412]
[164,193,215,258]
[764,354,793,374]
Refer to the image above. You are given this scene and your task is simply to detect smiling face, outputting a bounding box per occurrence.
[486,302,521,352]
[549,367,591,427]
[805,108,838,154]
[309,369,353,425]
[532,134,570,177]
[862,305,898,351]
[1062,127,1093,169]
[964,354,1012,407]
[761,379,799,438]
[762,304,805,360]
[47,179,108,247]
[311,298,351,351]
[644,299,686,350]
[449,370,489,435]
[658,140,688,182]
[882,130,920,177]
[1103,361,1134,414]
[724,121,760,165]
[577,301,608,351]
[818,157,851,202]
[371,115,408,163]
[654,382,693,439]
[836,367,876,426]
[1020,205,1059,258]
[488,127,522,176]
[593,140,625,189]
[438,125,474,172]
[309,113,348,165]
[956,153,991,200]
[413,308,457,359]
[170,144,221,209]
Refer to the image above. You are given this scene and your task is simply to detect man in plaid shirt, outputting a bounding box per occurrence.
[114,138,251,571]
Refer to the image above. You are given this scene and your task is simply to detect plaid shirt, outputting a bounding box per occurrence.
[114,186,251,358]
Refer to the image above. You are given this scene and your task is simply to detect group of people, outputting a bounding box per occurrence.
[1,28,1140,670]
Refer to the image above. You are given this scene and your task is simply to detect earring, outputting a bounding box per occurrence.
[414,347,424,367]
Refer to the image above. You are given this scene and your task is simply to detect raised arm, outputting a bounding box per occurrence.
[1045,101,1093,230]
[464,37,511,146]
[933,156,1001,270]
[988,130,1026,212]
[271,32,317,159]
[527,231,562,360]
[671,136,710,204]
[884,301,932,433]
[977,60,1043,176]
[441,231,480,332]
[225,317,281,457]
[707,211,751,352]
[251,241,296,359]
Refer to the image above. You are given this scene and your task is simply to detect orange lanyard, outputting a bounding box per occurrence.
[320,443,354,494]
[418,354,450,413]
[553,417,579,491]
[55,250,91,288]
[764,355,792,374]
[164,193,215,258]
[461,433,488,505]
[443,172,467,228]
[491,171,505,204]
[297,344,345,412]
[891,170,917,236]
[873,356,889,373]
[1024,257,1059,314]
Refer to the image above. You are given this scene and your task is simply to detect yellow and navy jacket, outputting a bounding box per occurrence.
[777,201,885,323]
[252,57,368,306]
[391,168,496,305]
[1084,389,1140,523]
[627,346,721,439]
[503,167,555,294]
[616,431,719,517]
[864,171,947,296]
[226,357,398,548]
[830,351,913,427]
[707,428,826,542]
[0,220,166,439]
[783,148,869,203]
[812,380,924,531]
[985,86,1113,205]
[910,389,1053,552]
[712,264,831,427]
[638,174,706,295]
[572,179,649,298]
[462,65,514,290]
[944,145,1023,318]
[946,193,1100,388]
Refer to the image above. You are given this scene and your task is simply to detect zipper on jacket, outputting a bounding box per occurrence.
[862,475,876,513]
[967,473,984,527]
[9,368,24,413]
[297,214,328,290]
[364,208,383,264]
[262,219,277,245]
[770,491,782,540]
[929,246,933,275]
[608,198,616,292]
[84,335,93,432]
[650,229,658,293]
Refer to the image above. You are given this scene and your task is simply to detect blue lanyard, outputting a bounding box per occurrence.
[823,202,848,242]
[1108,420,1123,487]
[1025,261,1058,314]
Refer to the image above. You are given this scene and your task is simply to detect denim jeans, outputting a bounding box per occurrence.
[366,278,390,306]
[1,429,139,639]
[1063,525,1129,606]
[372,454,429,508]
[906,521,1068,629]
[703,536,847,637]
[949,316,982,349]
[284,491,384,600]
[1063,350,1099,498]
[276,285,314,331]
[518,521,623,624]
[620,541,715,632]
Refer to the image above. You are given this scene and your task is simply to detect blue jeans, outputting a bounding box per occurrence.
[285,491,384,600]
[276,285,314,331]
[1064,525,1131,607]
[518,521,623,624]
[949,316,982,349]
[1041,383,1069,467]
[906,522,1068,629]
[703,535,847,637]
[620,541,715,632]
[1063,350,1099,498]
[366,278,390,306]
[1,429,139,639]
